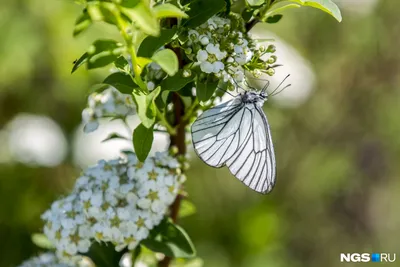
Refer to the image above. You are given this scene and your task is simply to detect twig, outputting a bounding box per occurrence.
[158,20,186,266]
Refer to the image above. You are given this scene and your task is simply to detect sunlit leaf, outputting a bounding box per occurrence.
[246,0,265,6]
[136,57,153,74]
[153,3,188,19]
[87,39,125,70]
[265,2,301,18]
[87,2,120,25]
[133,87,161,128]
[73,10,92,36]
[179,199,197,218]
[274,0,342,22]
[121,2,160,36]
[151,49,179,76]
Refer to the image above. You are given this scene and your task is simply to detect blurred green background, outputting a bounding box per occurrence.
[0,0,399,266]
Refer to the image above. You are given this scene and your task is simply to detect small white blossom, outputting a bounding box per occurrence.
[82,88,135,133]
[42,151,183,265]
[183,15,274,87]
[18,253,73,267]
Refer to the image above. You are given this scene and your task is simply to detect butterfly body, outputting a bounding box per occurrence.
[191,91,276,194]
[240,91,267,104]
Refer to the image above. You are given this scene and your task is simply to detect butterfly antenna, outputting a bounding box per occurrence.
[271,83,291,96]
[216,86,235,97]
[269,74,290,96]
[261,80,270,94]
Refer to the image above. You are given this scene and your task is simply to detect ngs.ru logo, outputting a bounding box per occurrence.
[340,253,396,263]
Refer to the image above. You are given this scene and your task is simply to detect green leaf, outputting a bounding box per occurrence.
[178,82,195,97]
[184,0,226,28]
[160,222,196,258]
[266,14,283,23]
[120,2,160,36]
[137,28,177,58]
[153,3,188,19]
[31,233,55,250]
[143,220,196,258]
[103,72,137,94]
[84,242,124,267]
[160,70,195,92]
[196,78,218,102]
[133,123,154,162]
[133,87,161,128]
[114,56,130,70]
[102,132,129,143]
[155,90,170,110]
[179,200,197,218]
[265,2,301,18]
[73,10,92,36]
[151,49,178,76]
[71,52,88,73]
[137,57,153,71]
[246,0,265,6]
[87,2,119,25]
[276,0,342,22]
[141,239,175,257]
[87,39,125,70]
[242,9,254,22]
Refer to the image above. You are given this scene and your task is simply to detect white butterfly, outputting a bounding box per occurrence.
[191,86,277,194]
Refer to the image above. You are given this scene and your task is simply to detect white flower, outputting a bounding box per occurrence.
[41,151,183,264]
[196,46,226,74]
[18,253,73,267]
[188,30,199,41]
[199,35,209,45]
[147,81,155,91]
[81,88,135,134]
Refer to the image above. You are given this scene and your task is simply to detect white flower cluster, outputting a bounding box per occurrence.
[184,16,269,85]
[42,151,184,265]
[18,253,72,267]
[82,88,136,133]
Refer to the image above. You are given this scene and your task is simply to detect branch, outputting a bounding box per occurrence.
[245,18,259,32]
[158,23,186,267]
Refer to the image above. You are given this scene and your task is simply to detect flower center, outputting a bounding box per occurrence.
[207,53,217,63]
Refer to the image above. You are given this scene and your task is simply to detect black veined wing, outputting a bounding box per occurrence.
[191,96,276,194]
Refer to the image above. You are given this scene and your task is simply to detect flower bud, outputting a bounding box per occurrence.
[183,69,191,78]
[267,44,276,53]
[266,68,275,76]
[252,69,262,77]
[267,55,277,64]
[170,146,179,156]
[184,48,192,55]
[171,40,179,48]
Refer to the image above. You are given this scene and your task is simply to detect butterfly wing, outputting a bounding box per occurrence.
[225,104,276,194]
[191,96,249,168]
[192,97,276,194]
